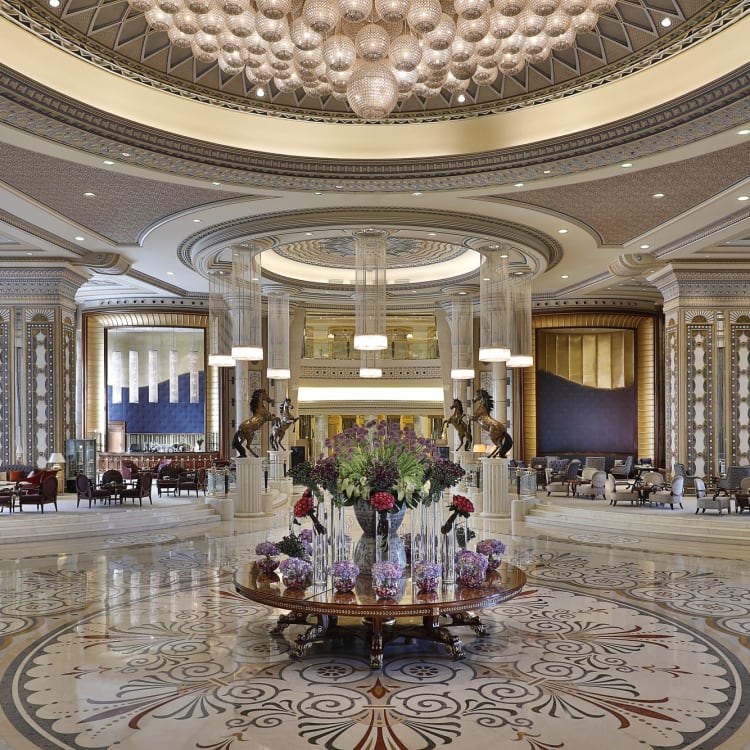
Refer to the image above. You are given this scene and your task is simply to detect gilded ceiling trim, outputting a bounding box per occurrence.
[0,62,749,191]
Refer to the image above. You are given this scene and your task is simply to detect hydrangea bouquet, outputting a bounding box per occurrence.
[476,538,506,571]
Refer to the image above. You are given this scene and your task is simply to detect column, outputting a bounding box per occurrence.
[481,456,511,517]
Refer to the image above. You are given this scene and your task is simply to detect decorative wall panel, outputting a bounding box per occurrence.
[685,316,713,479]
[730,314,750,466]
[25,309,54,465]
[62,316,76,446]
[0,309,9,464]
[664,321,679,478]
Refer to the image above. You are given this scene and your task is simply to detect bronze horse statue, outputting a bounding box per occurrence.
[232,388,275,458]
[443,398,472,451]
[471,389,513,458]
[269,397,300,451]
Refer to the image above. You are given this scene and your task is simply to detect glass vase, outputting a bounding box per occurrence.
[441,524,456,585]
[312,502,328,587]
[329,495,348,567]
[374,509,389,565]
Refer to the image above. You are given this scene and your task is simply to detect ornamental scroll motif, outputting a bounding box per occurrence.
[25,310,54,466]
[685,320,713,480]
[730,315,750,466]
[664,321,679,478]
[0,309,9,464]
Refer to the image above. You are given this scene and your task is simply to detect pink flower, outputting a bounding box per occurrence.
[450,494,474,516]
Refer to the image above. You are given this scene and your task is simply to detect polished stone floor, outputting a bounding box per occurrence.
[1,508,750,750]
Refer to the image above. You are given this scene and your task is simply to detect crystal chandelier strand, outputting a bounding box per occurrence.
[130,0,617,119]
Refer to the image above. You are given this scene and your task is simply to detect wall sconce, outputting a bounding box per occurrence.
[231,245,264,361]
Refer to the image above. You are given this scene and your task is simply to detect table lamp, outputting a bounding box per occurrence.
[49,452,66,493]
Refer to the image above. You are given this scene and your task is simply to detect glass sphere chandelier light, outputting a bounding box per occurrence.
[129,0,617,119]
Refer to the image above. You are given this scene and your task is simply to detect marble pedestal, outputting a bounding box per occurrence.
[481,457,511,518]
[235,457,269,517]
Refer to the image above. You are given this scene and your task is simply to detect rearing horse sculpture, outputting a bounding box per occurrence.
[269,397,300,451]
[470,389,513,458]
[443,398,472,452]
[232,388,275,458]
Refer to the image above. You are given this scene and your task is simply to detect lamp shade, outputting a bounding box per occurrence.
[230,245,264,361]
[267,287,291,379]
[49,452,66,463]
[208,268,235,367]
[353,229,388,351]
[478,247,511,362]
[506,271,534,368]
[450,295,475,379]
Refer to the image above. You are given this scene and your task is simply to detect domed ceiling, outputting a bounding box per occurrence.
[5,0,733,122]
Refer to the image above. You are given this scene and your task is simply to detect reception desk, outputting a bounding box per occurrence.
[98,451,221,475]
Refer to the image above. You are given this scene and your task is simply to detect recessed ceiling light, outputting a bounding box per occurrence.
[83,192,95,197]
[500,253,509,258]
[652,192,665,198]
[192,218,201,223]
[412,191,423,196]
[458,290,467,295]
[314,191,323,195]
[428,232,436,236]
[212,181,222,186]
[660,17,672,27]
[306,232,313,236]
[513,182,524,187]
[335,185,343,189]
[558,228,568,234]
[640,244,650,249]
[120,152,130,157]
[48,0,60,6]
[167,271,174,276]
[457,94,466,103]
[26,252,33,256]
[738,129,750,136]
[738,195,750,202]
[74,236,85,242]
[103,159,115,165]
[561,274,569,279]
[256,87,265,97]
[543,169,552,174]
[621,162,633,168]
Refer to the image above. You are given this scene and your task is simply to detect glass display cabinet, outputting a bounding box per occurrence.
[65,439,97,492]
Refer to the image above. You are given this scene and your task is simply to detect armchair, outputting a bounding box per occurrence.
[610,456,633,481]
[604,474,639,506]
[579,470,606,500]
[156,465,184,496]
[18,475,58,512]
[734,477,750,514]
[650,476,684,509]
[713,466,750,499]
[696,477,730,514]
[76,474,112,508]
[673,463,702,493]
[120,472,153,506]
[546,459,581,496]
[177,467,206,497]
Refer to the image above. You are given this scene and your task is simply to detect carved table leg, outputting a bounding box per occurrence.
[293,615,331,658]
[368,618,384,670]
[449,611,487,636]
[270,610,309,635]
[434,627,465,660]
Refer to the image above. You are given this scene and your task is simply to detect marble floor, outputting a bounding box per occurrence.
[1,506,750,750]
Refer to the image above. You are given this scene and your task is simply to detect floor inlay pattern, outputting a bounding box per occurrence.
[1,535,750,749]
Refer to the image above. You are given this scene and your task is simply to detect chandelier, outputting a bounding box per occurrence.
[129,0,617,119]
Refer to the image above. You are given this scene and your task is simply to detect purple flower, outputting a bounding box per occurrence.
[330,560,359,578]
[371,560,403,580]
[279,557,312,579]
[299,528,313,544]
[476,538,506,557]
[255,541,281,557]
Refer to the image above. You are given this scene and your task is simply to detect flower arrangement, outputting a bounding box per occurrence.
[299,528,313,544]
[424,457,466,502]
[255,540,281,573]
[371,560,404,598]
[413,559,441,593]
[279,557,312,589]
[331,420,436,510]
[293,488,327,535]
[277,533,311,559]
[441,494,475,534]
[476,538,506,571]
[455,549,488,588]
[329,560,359,593]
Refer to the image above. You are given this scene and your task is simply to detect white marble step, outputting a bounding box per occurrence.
[523,500,750,545]
[0,502,219,543]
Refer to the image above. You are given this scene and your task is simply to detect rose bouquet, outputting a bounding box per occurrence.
[441,494,475,534]
[293,488,327,536]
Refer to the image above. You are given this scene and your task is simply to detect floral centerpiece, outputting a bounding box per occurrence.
[293,488,327,535]
[424,457,466,503]
[255,540,281,574]
[371,560,404,599]
[279,557,312,590]
[329,560,359,593]
[277,533,312,560]
[455,549,488,588]
[413,559,441,593]
[476,538,506,571]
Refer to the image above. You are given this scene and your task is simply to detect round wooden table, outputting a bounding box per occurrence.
[234,561,526,669]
